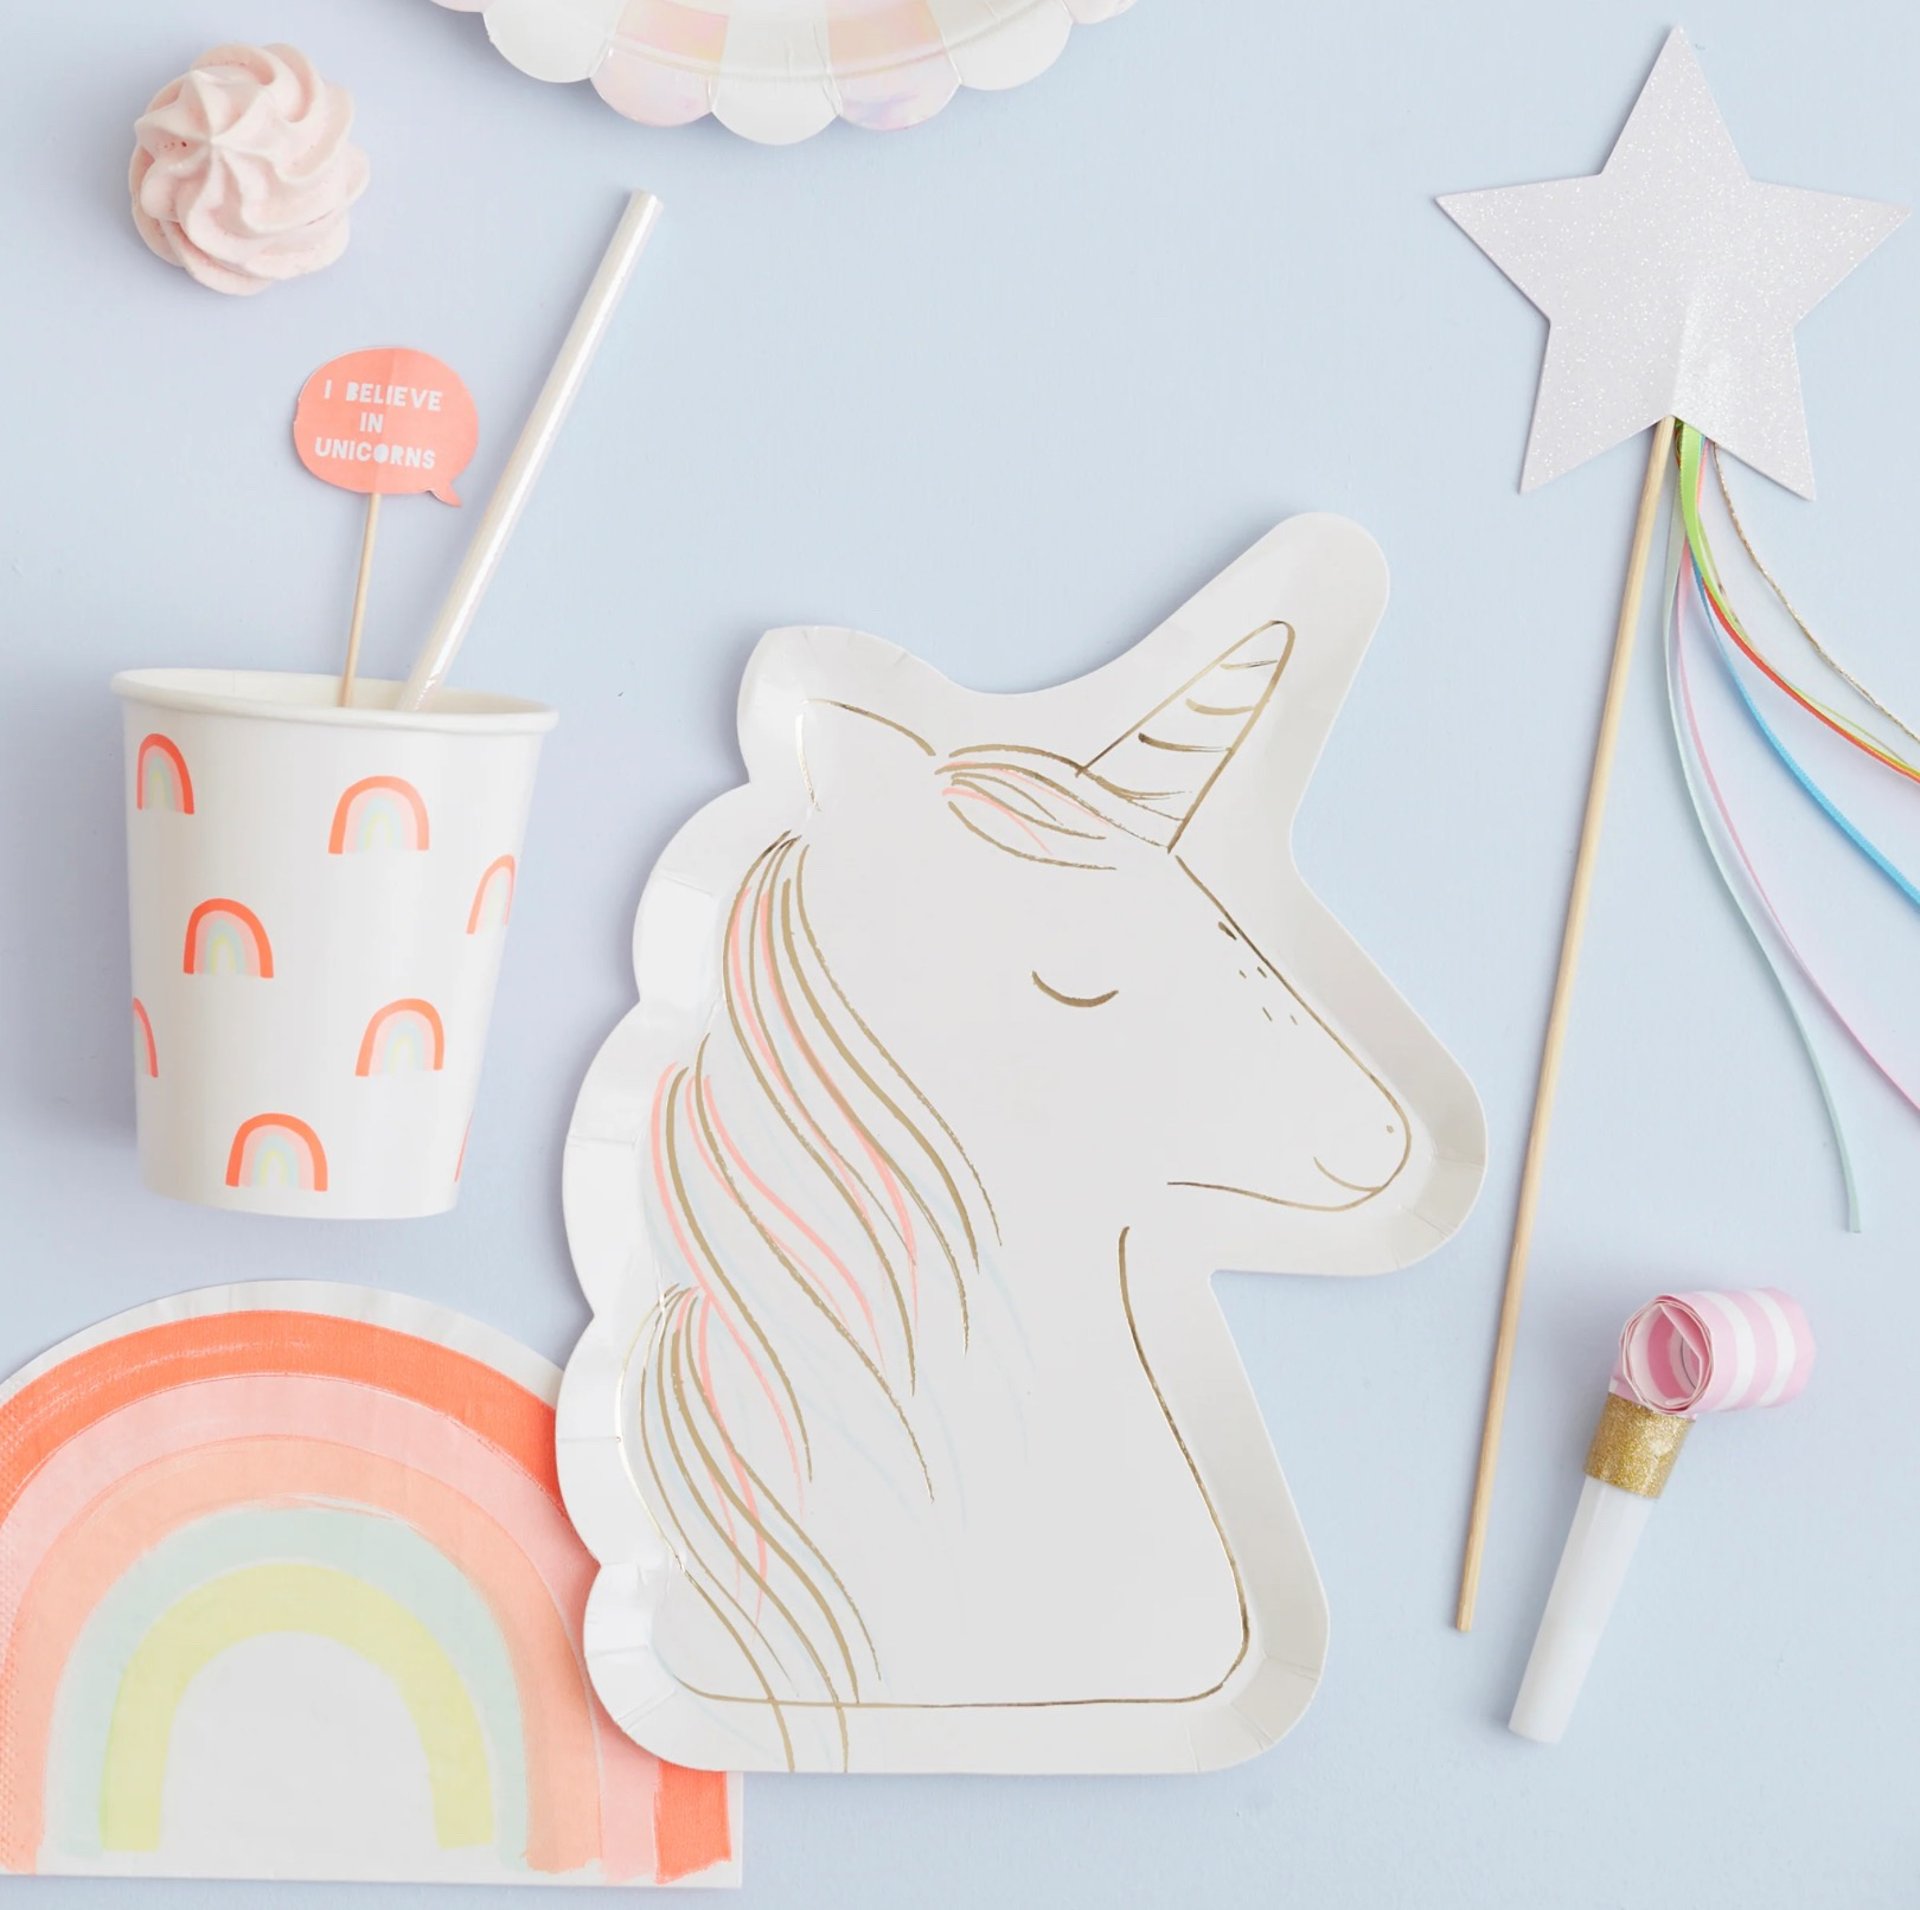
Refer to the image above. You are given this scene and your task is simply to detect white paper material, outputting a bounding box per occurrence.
[114,670,554,1218]
[1439,28,1906,497]
[428,0,1135,143]
[558,516,1487,1773]
[1509,1475,1654,1746]
[0,1282,741,1886]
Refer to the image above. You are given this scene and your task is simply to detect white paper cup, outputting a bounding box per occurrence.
[115,669,557,1219]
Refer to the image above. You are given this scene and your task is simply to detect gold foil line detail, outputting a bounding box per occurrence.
[1585,1393,1690,1498]
[675,1226,1255,1717]
[793,866,1002,1245]
[1030,973,1120,1009]
[813,700,935,756]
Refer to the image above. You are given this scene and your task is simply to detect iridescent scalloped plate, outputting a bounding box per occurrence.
[429,0,1136,144]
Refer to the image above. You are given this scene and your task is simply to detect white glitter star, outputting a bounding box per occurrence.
[1440,27,1906,496]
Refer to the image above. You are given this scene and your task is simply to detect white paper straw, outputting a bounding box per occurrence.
[399,188,663,710]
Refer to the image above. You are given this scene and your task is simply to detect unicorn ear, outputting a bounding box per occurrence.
[737,625,935,802]
[795,696,936,813]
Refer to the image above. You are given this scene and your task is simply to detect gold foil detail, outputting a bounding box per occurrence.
[1585,1393,1690,1497]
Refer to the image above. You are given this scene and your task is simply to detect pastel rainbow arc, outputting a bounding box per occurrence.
[21,1425,576,1872]
[226,1115,327,1194]
[135,736,193,815]
[131,1001,157,1079]
[51,1502,529,1864]
[0,1297,736,1886]
[330,776,430,855]
[357,999,446,1076]
[182,900,272,979]
[467,856,516,934]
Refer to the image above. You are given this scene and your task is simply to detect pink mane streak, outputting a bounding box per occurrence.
[702,1079,884,1364]
[692,1290,767,1619]
[666,1283,746,1584]
[943,784,1054,856]
[649,1068,801,1554]
[753,867,923,1325]
[733,863,881,1246]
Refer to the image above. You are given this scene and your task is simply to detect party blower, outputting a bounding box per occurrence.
[1509,1288,1814,1745]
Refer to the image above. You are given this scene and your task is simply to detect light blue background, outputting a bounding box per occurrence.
[5,1,1919,1903]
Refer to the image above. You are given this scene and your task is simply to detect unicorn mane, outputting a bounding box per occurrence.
[938,744,1167,868]
[639,830,999,1755]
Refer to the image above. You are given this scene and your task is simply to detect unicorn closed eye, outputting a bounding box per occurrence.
[560,517,1486,1774]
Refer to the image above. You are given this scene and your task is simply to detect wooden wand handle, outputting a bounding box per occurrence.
[1455,413,1677,1632]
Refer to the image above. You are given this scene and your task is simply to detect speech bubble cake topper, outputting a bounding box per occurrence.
[293,348,479,702]
[296,349,478,508]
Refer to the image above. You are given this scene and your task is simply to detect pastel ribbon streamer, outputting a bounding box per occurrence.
[1613,1288,1815,1418]
[1662,433,1920,1228]
[1701,596,1920,914]
[1662,517,1865,1227]
[1677,427,1920,784]
[1678,428,1920,910]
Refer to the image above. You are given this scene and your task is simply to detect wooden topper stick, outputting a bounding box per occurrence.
[1455,414,1677,1633]
[339,492,382,708]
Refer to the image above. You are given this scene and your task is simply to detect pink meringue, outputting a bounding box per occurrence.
[130,44,369,296]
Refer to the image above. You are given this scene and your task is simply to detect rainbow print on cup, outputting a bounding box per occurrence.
[356,998,446,1076]
[182,899,274,978]
[115,669,556,1218]
[135,733,195,813]
[467,854,516,933]
[226,1112,330,1192]
[329,774,430,854]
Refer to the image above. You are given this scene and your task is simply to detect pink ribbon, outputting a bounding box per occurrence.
[1613,1289,1815,1418]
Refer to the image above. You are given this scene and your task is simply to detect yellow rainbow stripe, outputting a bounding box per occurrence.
[101,1562,492,1853]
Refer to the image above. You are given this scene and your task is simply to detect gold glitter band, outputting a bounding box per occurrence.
[1584,1393,1690,1497]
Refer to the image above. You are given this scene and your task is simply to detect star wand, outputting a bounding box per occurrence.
[1437,27,1903,1630]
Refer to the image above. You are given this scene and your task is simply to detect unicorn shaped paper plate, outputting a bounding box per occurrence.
[428,0,1134,143]
[559,516,1487,1773]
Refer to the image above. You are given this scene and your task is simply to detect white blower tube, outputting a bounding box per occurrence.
[1509,1393,1688,1745]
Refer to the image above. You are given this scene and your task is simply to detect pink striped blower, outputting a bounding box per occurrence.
[1509,1287,1815,1744]
[1614,1288,1814,1416]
